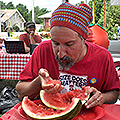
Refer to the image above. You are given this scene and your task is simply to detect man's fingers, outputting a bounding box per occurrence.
[42,83,54,90]
[39,68,49,78]
[45,84,63,94]
[57,85,64,93]
[84,87,103,109]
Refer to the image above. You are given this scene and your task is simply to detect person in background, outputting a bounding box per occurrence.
[4,26,13,37]
[115,24,120,40]
[16,2,120,109]
[19,21,42,53]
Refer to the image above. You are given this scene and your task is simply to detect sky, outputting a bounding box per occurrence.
[3,0,90,12]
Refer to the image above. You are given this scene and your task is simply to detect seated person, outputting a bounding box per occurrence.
[86,24,109,49]
[19,21,42,52]
[16,2,120,109]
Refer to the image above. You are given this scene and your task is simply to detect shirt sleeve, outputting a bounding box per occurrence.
[19,34,25,42]
[35,35,42,43]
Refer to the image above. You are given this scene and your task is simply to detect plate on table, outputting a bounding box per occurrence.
[72,106,105,120]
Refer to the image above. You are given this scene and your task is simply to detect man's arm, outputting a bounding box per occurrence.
[102,90,119,103]
[16,76,42,101]
[16,68,64,101]
[24,42,30,52]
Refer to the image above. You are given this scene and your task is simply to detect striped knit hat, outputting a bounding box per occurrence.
[50,2,93,39]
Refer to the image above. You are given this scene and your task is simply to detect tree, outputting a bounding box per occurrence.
[106,5,120,39]
[97,1,120,39]
[28,6,50,24]
[1,1,6,9]
[16,3,29,22]
[88,0,103,23]
[13,25,20,32]
[6,2,15,9]
[88,0,120,39]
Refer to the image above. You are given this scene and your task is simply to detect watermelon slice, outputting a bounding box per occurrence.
[22,96,82,120]
[40,86,90,110]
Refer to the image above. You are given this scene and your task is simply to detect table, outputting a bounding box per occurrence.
[0,102,120,120]
[0,52,31,80]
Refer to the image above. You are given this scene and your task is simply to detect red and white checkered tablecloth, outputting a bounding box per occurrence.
[0,52,31,80]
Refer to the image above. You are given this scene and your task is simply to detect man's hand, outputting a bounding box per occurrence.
[84,87,104,109]
[29,31,35,37]
[39,68,64,94]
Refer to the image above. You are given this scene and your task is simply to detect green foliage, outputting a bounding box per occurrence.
[16,3,29,22]
[1,0,120,40]
[88,0,120,40]
[38,28,44,32]
[46,28,50,32]
[97,1,120,39]
[106,5,120,39]
[0,1,50,25]
[29,7,50,24]
[13,25,20,32]
[94,0,103,23]
[6,2,15,9]
[1,1,6,9]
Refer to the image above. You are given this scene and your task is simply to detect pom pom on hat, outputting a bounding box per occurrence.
[50,2,93,39]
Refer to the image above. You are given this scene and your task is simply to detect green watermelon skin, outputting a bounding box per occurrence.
[22,96,82,120]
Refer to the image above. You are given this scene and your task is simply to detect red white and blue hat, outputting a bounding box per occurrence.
[50,2,93,39]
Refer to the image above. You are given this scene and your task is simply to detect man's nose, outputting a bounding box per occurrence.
[58,45,67,59]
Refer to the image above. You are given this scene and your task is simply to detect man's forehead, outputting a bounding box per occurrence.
[50,26,78,34]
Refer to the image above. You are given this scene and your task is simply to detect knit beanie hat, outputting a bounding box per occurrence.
[50,2,93,39]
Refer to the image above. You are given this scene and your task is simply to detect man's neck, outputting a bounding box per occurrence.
[76,44,88,63]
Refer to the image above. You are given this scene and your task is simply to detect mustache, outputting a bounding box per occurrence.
[56,55,72,61]
[56,55,74,71]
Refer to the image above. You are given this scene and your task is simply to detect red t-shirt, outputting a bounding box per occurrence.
[19,40,120,93]
[19,33,41,47]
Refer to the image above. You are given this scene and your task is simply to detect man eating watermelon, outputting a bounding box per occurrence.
[16,2,120,110]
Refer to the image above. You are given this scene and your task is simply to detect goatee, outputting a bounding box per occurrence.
[56,55,74,71]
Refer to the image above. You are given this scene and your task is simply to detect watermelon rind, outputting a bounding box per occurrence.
[40,90,66,110]
[22,96,82,120]
[81,94,90,105]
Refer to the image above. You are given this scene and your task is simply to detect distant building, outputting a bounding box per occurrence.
[38,12,52,31]
[1,9,26,31]
[35,24,44,31]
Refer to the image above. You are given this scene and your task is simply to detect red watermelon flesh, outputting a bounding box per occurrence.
[46,79,61,86]
[40,86,90,110]
[22,97,62,117]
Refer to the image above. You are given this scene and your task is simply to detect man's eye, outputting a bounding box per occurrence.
[53,42,60,46]
[66,43,73,46]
